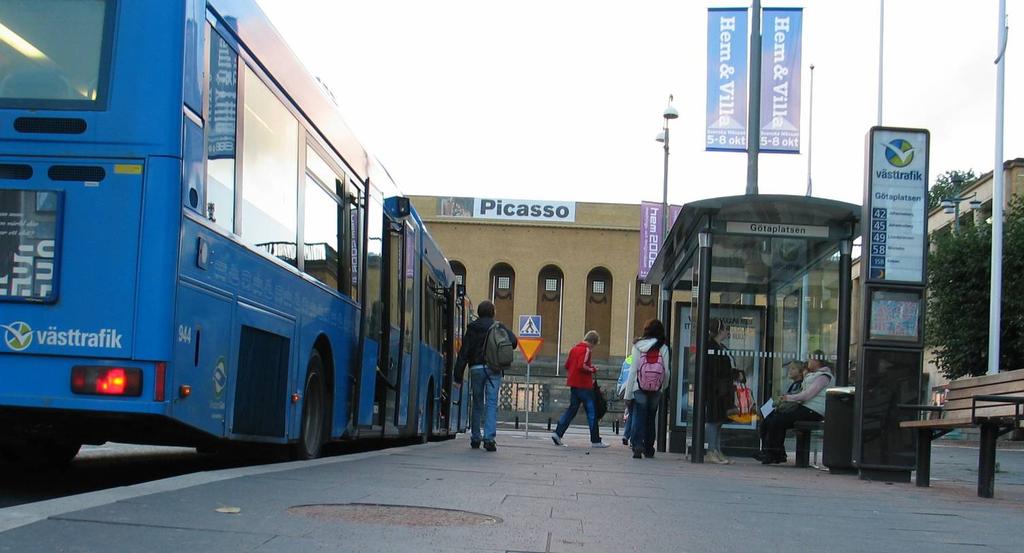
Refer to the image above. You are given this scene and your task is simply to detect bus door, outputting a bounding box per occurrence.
[376,219,405,435]
[438,283,456,434]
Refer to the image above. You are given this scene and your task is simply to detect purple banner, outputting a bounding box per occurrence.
[639,202,682,281]
[706,8,749,152]
[759,8,803,153]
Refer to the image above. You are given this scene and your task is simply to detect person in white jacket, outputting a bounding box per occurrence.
[622,319,671,459]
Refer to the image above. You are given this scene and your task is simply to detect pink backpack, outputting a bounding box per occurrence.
[637,349,666,392]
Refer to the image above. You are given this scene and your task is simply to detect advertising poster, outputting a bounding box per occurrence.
[706,8,748,152]
[674,305,763,430]
[759,8,803,153]
[0,189,62,303]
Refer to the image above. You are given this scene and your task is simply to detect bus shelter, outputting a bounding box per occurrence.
[647,195,860,462]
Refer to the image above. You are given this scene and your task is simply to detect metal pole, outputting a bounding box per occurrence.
[836,240,853,387]
[556,278,563,376]
[657,108,671,454]
[625,278,634,354]
[662,125,670,243]
[691,231,712,463]
[806,64,815,197]
[988,0,1007,375]
[657,289,672,453]
[954,202,961,235]
[877,0,884,124]
[525,361,531,437]
[746,0,762,195]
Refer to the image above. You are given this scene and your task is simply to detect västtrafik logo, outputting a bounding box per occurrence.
[2,321,33,351]
[883,139,915,168]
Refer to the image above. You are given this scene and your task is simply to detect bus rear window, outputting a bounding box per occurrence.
[0,0,115,110]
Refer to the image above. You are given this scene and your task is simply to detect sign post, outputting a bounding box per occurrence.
[518,316,543,438]
[854,126,930,482]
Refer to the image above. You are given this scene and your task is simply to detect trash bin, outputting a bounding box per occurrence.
[823,386,855,473]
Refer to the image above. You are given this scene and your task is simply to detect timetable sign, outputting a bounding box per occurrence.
[865,128,929,284]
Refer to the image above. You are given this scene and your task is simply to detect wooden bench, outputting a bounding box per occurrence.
[792,420,823,468]
[900,370,1024,498]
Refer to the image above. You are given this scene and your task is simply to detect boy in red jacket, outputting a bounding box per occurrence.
[551,331,608,448]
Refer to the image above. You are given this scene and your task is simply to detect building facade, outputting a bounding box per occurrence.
[410,196,660,369]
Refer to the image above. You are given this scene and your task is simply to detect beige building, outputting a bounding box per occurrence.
[410,196,658,367]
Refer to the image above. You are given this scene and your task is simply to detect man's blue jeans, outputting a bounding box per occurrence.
[469,365,501,443]
[554,386,600,443]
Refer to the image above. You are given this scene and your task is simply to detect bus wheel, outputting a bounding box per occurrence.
[293,351,326,460]
[6,440,81,469]
[41,441,82,467]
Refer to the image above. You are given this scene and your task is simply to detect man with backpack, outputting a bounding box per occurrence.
[454,300,518,452]
[551,331,609,448]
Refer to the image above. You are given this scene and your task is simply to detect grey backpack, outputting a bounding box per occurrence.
[483,323,514,373]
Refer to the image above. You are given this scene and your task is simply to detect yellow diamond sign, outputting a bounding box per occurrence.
[518,337,543,364]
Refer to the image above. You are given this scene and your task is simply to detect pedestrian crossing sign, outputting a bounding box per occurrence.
[518,315,542,338]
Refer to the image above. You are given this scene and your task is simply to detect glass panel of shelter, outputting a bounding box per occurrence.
[672,233,842,453]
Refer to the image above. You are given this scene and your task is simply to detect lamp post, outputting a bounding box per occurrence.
[656,95,678,241]
[655,95,677,454]
[941,174,982,235]
[941,193,982,235]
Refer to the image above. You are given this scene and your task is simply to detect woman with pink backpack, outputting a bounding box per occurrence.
[621,319,671,459]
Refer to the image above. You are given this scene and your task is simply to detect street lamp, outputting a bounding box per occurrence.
[941,193,983,234]
[654,95,677,455]
[941,174,982,234]
[656,95,678,241]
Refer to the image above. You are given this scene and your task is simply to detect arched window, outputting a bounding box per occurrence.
[449,260,467,287]
[632,277,659,344]
[536,265,564,359]
[584,267,613,361]
[488,263,515,328]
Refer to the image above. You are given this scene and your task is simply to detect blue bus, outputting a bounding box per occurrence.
[0,0,469,464]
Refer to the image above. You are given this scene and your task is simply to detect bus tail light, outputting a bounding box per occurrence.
[71,366,142,397]
[155,362,166,401]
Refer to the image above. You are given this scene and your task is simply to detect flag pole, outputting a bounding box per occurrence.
[988,0,1008,375]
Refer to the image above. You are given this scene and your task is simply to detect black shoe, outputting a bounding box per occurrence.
[483,441,496,452]
[622,437,629,445]
[643,449,655,459]
[632,448,643,459]
[470,440,481,449]
[761,451,786,465]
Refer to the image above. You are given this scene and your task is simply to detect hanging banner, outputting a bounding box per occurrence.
[638,201,682,281]
[759,8,803,153]
[706,8,749,152]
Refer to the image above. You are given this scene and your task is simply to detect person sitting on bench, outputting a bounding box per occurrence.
[756,351,833,465]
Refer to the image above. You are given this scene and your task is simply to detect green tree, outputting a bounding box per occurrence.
[926,196,1024,378]
[927,169,978,210]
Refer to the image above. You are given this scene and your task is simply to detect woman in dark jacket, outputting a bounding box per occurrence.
[705,318,735,464]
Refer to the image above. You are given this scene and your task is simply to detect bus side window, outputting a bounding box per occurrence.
[240,65,299,265]
[205,28,238,233]
[303,146,345,290]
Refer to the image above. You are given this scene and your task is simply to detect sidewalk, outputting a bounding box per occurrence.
[0,429,1021,553]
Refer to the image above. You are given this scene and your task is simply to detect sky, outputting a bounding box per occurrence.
[253,0,1022,208]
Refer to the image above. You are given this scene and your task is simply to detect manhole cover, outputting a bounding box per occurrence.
[287,503,502,527]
